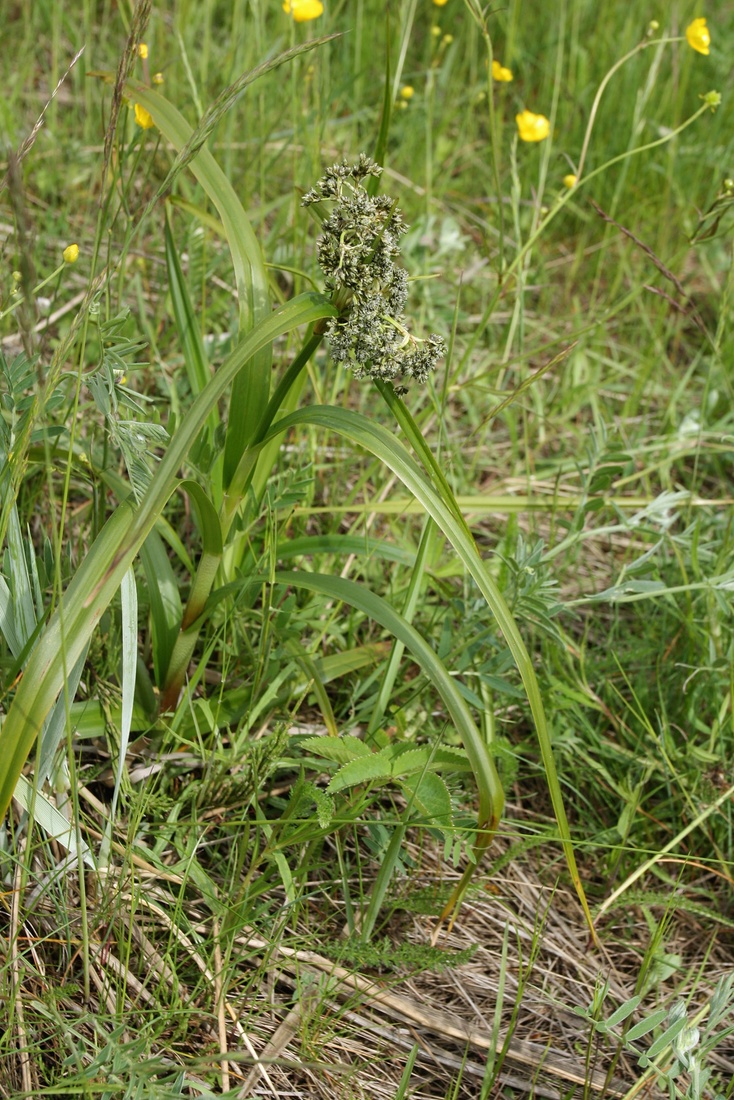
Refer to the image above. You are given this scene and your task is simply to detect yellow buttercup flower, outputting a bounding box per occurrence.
[134,103,155,130]
[282,0,324,21]
[563,174,577,189]
[400,85,415,100]
[491,59,513,82]
[63,243,79,264]
[516,109,550,143]
[686,17,711,55]
[433,0,449,6]
[137,42,148,59]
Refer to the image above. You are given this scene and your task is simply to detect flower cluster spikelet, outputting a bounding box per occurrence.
[302,156,445,389]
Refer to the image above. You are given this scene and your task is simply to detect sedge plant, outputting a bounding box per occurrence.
[0,6,724,946]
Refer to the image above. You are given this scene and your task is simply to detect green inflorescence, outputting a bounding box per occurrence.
[303,155,446,391]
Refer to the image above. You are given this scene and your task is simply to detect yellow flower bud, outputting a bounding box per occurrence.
[152,72,164,85]
[685,17,711,55]
[431,24,442,36]
[400,85,415,100]
[63,243,80,264]
[563,174,578,189]
[282,0,324,21]
[137,43,148,59]
[516,109,550,143]
[134,103,155,130]
[491,59,513,82]
[442,34,453,45]
[433,0,449,6]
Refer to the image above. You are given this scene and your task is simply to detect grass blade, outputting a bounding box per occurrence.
[99,566,137,868]
[13,776,95,870]
[265,404,595,938]
[0,293,334,821]
[126,38,337,485]
[275,569,504,839]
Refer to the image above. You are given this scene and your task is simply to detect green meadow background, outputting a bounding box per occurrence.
[1,1,733,1096]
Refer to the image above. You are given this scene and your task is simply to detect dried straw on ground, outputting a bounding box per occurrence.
[3,811,732,1098]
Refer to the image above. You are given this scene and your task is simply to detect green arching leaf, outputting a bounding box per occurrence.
[156,480,223,703]
[0,294,335,822]
[99,566,138,869]
[264,405,594,936]
[127,76,269,335]
[6,502,35,647]
[178,480,223,558]
[127,45,333,487]
[36,649,88,787]
[275,569,503,836]
[13,776,96,869]
[368,519,436,741]
[277,534,416,567]
[163,213,218,454]
[139,529,182,688]
[164,212,211,399]
[0,573,21,656]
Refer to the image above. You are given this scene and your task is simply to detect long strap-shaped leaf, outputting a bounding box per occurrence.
[275,569,503,836]
[127,78,271,481]
[127,41,334,484]
[0,294,334,822]
[263,404,595,938]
